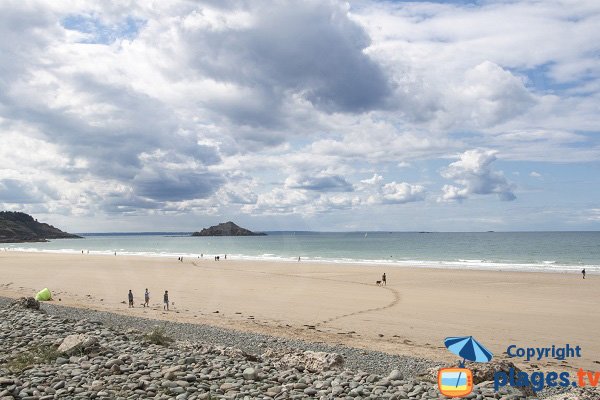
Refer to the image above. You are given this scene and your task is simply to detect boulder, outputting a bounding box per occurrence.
[11,297,40,310]
[57,334,99,355]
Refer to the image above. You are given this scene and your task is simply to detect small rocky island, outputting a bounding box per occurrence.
[0,211,81,243]
[192,221,266,237]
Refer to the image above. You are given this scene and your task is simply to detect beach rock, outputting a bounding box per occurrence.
[11,297,40,310]
[264,349,344,372]
[388,369,403,381]
[57,334,98,355]
[242,367,258,380]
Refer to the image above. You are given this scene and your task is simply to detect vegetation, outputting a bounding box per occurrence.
[5,344,60,373]
[143,326,174,346]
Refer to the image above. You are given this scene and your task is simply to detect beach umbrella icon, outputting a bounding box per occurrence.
[444,336,493,387]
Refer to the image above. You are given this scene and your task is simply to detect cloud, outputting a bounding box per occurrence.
[0,0,598,230]
[0,179,55,204]
[179,1,392,115]
[285,174,354,192]
[439,149,516,202]
[530,171,542,178]
[370,182,426,205]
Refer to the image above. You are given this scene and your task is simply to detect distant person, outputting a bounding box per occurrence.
[178,257,180,262]
[382,273,387,286]
[163,290,169,311]
[298,256,301,262]
[582,269,586,279]
[144,288,150,307]
[128,290,134,308]
[114,252,116,256]
[201,253,203,258]
[224,254,227,260]
[181,257,183,263]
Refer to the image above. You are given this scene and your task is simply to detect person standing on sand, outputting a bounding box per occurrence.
[128,290,134,308]
[144,288,150,307]
[163,290,169,310]
[582,269,586,279]
[382,273,387,286]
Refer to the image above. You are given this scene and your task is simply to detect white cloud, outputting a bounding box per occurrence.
[369,182,426,205]
[0,0,598,230]
[439,149,516,202]
[530,171,542,178]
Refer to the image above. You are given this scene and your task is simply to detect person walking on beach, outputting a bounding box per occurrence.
[163,290,169,311]
[382,273,387,286]
[144,288,150,307]
[582,268,586,279]
[128,290,134,308]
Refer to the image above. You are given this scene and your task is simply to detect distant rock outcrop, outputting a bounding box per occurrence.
[0,211,81,243]
[192,221,266,237]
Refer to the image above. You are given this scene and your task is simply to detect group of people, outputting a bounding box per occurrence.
[128,289,170,310]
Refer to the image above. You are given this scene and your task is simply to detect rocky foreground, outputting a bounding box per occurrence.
[0,298,594,400]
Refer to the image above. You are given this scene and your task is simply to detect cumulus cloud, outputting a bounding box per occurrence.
[0,0,598,230]
[285,174,354,192]
[439,149,516,202]
[179,1,392,115]
[369,182,426,205]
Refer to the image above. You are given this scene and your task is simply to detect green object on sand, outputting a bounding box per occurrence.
[35,288,52,301]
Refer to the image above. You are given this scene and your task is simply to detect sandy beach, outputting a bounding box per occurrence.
[1,251,598,372]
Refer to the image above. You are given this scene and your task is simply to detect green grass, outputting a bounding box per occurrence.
[143,326,174,346]
[6,344,60,372]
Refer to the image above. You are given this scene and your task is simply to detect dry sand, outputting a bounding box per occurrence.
[1,251,599,372]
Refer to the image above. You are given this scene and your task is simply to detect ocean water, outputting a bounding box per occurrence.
[4,231,600,273]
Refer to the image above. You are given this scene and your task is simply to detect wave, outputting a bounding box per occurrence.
[4,246,599,273]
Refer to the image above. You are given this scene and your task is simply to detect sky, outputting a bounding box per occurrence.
[0,0,599,232]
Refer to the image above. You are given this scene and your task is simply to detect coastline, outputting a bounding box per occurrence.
[1,251,599,373]
[2,246,597,274]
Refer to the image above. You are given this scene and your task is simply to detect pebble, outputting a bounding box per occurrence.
[0,297,589,400]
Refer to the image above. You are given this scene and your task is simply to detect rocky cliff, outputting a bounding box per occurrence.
[0,211,81,243]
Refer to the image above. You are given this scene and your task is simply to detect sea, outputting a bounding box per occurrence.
[4,231,600,274]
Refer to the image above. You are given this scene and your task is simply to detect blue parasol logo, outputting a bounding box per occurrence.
[440,336,493,393]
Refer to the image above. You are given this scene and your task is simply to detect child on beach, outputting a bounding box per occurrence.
[382,273,387,286]
[144,289,150,307]
[582,268,586,279]
[128,290,134,308]
[163,290,169,311]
